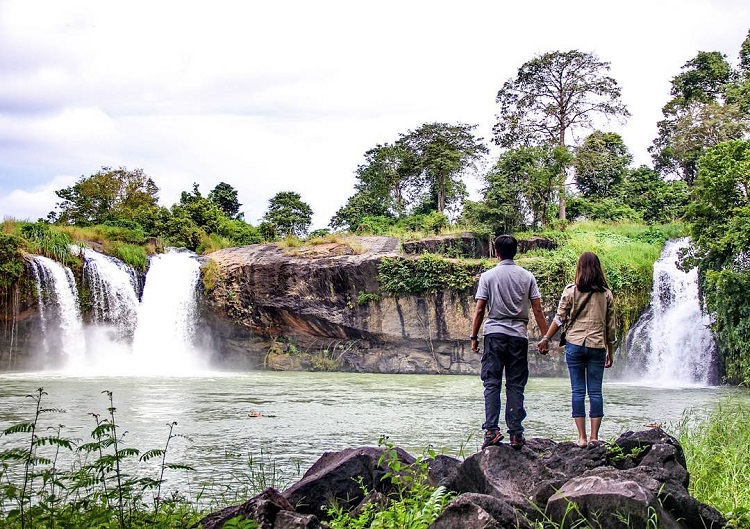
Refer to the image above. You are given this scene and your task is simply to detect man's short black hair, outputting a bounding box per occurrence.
[494,235,517,260]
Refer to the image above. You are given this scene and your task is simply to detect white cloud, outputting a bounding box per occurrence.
[1,0,749,229]
[0,175,76,221]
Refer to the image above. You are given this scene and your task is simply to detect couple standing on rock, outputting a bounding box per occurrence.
[470,235,616,451]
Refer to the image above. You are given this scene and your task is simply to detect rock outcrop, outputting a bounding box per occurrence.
[201,236,565,376]
[197,428,724,529]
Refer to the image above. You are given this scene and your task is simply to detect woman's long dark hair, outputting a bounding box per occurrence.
[575,252,609,292]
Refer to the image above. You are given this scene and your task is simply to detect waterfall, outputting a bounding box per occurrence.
[28,255,86,368]
[83,249,141,339]
[130,249,205,374]
[623,238,717,386]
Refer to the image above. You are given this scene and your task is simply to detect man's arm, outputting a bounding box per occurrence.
[531,298,549,350]
[471,299,487,352]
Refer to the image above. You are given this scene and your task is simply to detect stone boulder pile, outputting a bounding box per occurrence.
[197,428,724,529]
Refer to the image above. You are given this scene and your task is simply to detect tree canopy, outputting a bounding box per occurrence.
[208,182,243,219]
[493,50,629,219]
[50,166,159,226]
[573,131,632,199]
[263,191,313,237]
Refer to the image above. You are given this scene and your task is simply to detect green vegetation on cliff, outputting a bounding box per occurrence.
[376,221,686,341]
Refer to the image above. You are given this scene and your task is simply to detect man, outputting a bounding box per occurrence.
[471,234,549,450]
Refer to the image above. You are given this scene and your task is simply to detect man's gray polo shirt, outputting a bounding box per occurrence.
[475,259,541,339]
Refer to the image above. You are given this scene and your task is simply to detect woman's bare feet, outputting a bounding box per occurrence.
[576,437,588,448]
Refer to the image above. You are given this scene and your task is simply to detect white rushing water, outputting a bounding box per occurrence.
[30,249,206,375]
[623,238,717,387]
[130,249,205,374]
[28,255,86,368]
[83,248,140,338]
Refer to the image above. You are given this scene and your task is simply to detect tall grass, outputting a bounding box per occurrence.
[677,399,750,528]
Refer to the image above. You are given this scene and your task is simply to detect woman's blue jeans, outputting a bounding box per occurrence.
[565,342,606,418]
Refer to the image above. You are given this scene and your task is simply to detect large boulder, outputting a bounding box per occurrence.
[282,445,414,518]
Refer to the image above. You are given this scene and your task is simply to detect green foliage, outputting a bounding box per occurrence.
[678,399,750,528]
[262,191,314,237]
[396,122,488,214]
[105,242,148,271]
[573,131,632,199]
[685,140,750,383]
[19,222,73,265]
[481,145,572,229]
[493,50,629,149]
[357,292,380,305]
[619,166,690,224]
[328,438,453,529]
[0,388,202,529]
[378,254,478,296]
[50,166,160,226]
[208,182,243,219]
[650,42,750,184]
[566,197,641,223]
[0,232,25,289]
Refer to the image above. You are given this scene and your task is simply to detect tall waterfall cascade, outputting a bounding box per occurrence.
[623,238,717,386]
[28,255,87,368]
[28,248,206,375]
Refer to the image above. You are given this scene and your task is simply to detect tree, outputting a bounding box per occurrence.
[486,145,572,228]
[493,50,629,219]
[684,139,750,383]
[397,122,488,213]
[573,131,632,198]
[50,166,159,226]
[618,166,689,224]
[263,191,313,237]
[208,182,243,219]
[651,47,750,184]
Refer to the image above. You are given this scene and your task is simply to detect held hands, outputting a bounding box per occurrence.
[537,337,550,355]
[605,349,614,368]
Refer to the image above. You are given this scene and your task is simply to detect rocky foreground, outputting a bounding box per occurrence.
[198,428,722,529]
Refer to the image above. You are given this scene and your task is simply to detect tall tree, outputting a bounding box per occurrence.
[263,191,313,237]
[493,50,629,219]
[208,182,243,219]
[50,166,159,226]
[397,122,488,213]
[651,47,750,184]
[573,131,632,198]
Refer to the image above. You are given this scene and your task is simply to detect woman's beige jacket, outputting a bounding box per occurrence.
[553,284,616,349]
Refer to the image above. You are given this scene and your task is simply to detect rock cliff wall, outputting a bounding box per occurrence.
[202,236,565,376]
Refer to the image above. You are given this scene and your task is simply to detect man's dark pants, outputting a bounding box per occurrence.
[481,332,529,434]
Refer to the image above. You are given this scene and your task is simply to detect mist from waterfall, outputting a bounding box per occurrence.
[622,238,717,387]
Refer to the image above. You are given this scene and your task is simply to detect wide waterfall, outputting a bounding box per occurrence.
[622,238,717,386]
[28,255,86,368]
[28,248,206,375]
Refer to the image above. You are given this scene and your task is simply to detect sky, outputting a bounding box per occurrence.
[1,1,749,230]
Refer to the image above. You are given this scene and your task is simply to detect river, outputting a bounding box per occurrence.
[0,371,743,499]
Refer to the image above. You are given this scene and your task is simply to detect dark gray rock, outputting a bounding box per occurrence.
[545,467,682,529]
[428,495,505,529]
[613,428,686,469]
[282,446,414,518]
[446,443,559,511]
[197,487,297,529]
[427,454,461,487]
[273,511,320,529]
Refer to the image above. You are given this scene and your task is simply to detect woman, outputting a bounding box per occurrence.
[537,252,615,448]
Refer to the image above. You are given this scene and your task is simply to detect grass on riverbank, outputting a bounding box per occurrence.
[677,398,750,528]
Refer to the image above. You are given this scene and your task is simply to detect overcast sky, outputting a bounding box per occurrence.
[1,1,749,230]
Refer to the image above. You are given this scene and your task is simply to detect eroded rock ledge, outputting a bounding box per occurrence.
[198,428,723,529]
[201,236,563,375]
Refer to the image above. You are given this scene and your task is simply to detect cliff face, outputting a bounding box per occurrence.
[202,236,565,375]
